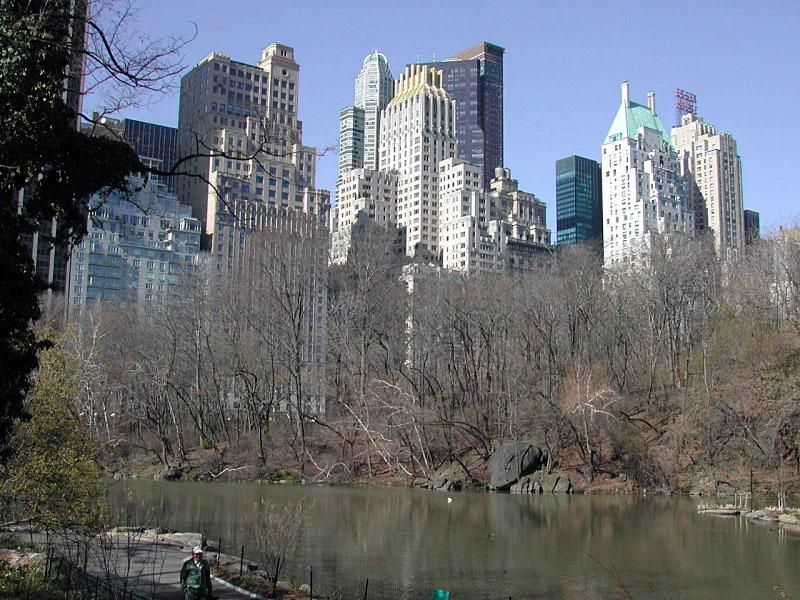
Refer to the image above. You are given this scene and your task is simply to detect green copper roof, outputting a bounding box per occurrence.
[605,101,672,148]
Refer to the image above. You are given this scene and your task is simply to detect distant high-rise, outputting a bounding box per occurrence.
[177,43,328,243]
[67,173,201,311]
[123,119,179,195]
[353,51,393,170]
[338,51,393,178]
[672,113,744,257]
[176,43,330,399]
[420,42,504,190]
[338,106,365,174]
[22,0,90,304]
[379,64,456,260]
[744,209,760,245]
[601,81,693,267]
[87,114,178,195]
[556,156,602,245]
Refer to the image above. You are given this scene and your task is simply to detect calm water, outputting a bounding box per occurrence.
[111,481,800,598]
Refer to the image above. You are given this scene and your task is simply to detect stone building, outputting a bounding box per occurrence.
[601,81,693,267]
[671,113,744,257]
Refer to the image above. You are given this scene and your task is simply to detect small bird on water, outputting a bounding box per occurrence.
[447,497,453,503]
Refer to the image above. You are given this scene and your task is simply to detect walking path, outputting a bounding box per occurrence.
[15,527,260,599]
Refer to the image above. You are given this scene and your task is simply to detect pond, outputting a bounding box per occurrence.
[111,480,800,598]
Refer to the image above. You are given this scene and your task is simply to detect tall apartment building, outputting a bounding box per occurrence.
[671,113,744,257]
[744,209,760,245]
[355,51,394,170]
[86,114,179,195]
[338,106,365,174]
[438,161,550,274]
[379,64,457,261]
[20,0,90,304]
[421,42,504,190]
[330,168,398,263]
[556,155,603,245]
[177,43,328,243]
[601,82,693,267]
[337,52,393,176]
[177,43,330,414]
[67,172,201,311]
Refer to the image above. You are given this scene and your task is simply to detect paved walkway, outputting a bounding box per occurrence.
[18,528,260,599]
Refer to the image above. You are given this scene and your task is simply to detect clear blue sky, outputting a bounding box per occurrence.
[110,0,799,230]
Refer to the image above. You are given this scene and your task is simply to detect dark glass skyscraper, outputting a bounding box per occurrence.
[556,155,602,245]
[744,209,760,245]
[122,118,178,195]
[420,42,504,189]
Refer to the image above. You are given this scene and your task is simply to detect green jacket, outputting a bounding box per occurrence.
[180,557,213,597]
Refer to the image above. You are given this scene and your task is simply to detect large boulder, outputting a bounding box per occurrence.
[429,476,462,492]
[488,441,547,491]
[538,470,572,494]
[689,472,735,496]
[428,464,465,492]
[510,474,543,494]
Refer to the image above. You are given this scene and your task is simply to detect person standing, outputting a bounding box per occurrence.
[180,545,213,600]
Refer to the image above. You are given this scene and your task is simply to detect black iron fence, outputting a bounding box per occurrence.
[211,535,516,600]
[42,548,150,600]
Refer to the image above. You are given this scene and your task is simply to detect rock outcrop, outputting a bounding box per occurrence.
[487,441,547,491]
[488,441,572,494]
[509,470,572,494]
[427,464,466,492]
[689,472,735,496]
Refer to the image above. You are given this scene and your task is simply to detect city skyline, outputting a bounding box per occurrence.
[87,1,799,232]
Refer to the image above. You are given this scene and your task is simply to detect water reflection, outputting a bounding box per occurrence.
[110,481,800,599]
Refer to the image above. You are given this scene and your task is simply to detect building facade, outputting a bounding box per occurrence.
[67,173,201,310]
[601,82,693,267]
[556,155,602,245]
[744,209,760,245]
[21,0,90,304]
[671,113,744,257]
[353,51,394,171]
[420,42,504,190]
[177,43,327,242]
[330,168,397,263]
[379,64,457,260]
[439,161,550,275]
[176,42,330,413]
[338,106,365,175]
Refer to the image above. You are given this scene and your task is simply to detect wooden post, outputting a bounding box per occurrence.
[310,565,313,599]
[217,538,221,565]
[239,545,245,578]
[363,578,369,600]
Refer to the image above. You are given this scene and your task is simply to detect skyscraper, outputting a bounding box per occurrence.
[176,43,330,413]
[353,51,393,171]
[555,156,602,245]
[337,51,393,178]
[67,172,201,311]
[86,113,179,195]
[177,43,328,243]
[21,0,90,303]
[601,82,693,267]
[332,52,394,263]
[379,64,457,260]
[420,42,504,190]
[671,113,744,257]
[338,106,365,175]
[744,209,760,245]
